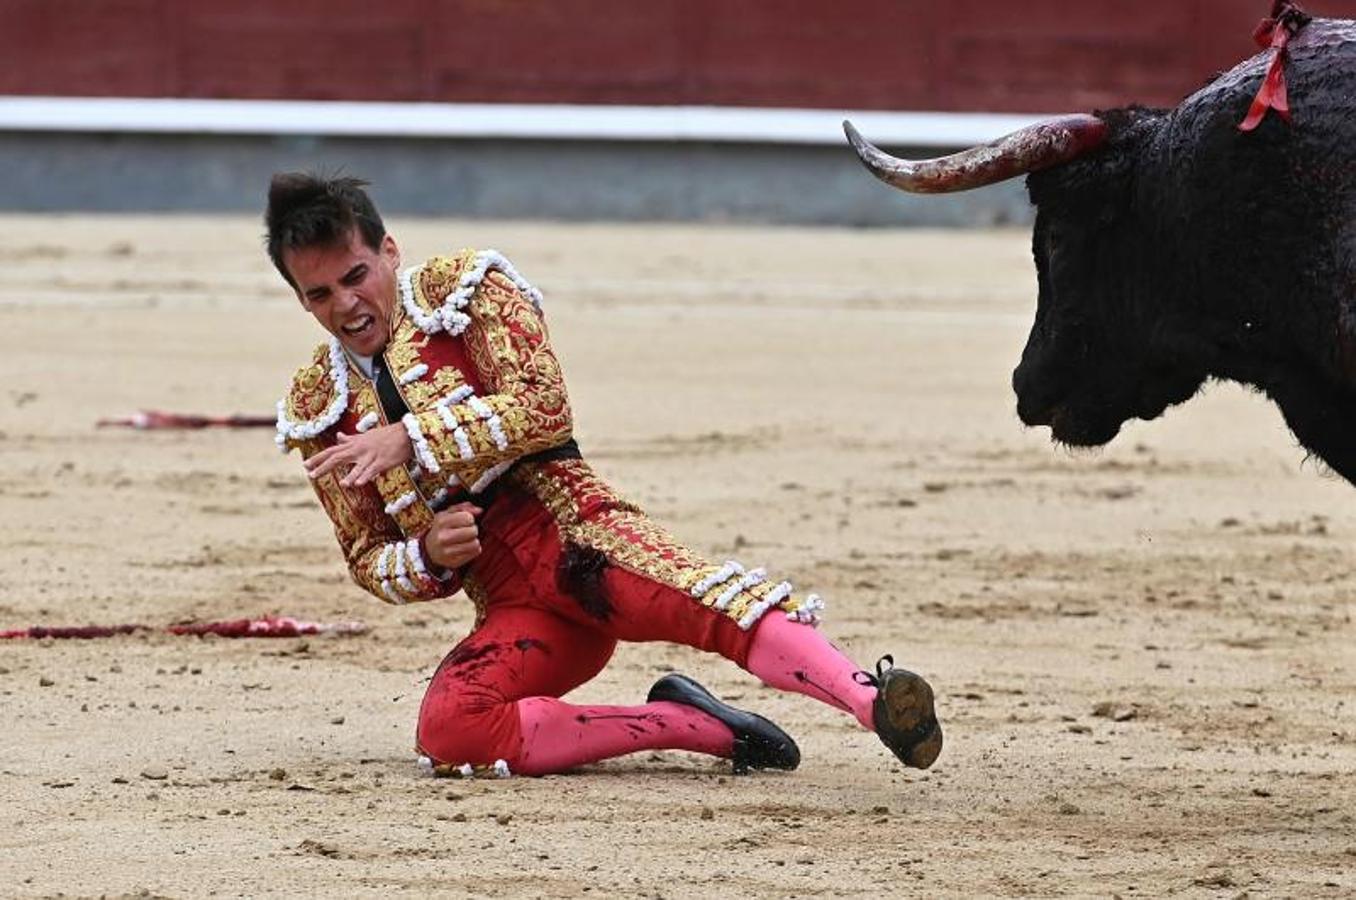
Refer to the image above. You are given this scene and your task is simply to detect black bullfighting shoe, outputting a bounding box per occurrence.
[857,655,943,769]
[647,673,801,774]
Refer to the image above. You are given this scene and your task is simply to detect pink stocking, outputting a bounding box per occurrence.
[744,613,877,729]
[514,698,734,775]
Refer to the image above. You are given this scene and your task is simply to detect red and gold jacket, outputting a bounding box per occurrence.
[277,250,823,630]
[276,249,568,604]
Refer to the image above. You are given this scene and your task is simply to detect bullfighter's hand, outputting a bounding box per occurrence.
[422,503,484,571]
[304,424,413,488]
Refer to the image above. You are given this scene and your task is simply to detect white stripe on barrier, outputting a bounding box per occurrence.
[0,96,1053,147]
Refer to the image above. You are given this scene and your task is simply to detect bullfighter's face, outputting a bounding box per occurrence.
[286,229,401,358]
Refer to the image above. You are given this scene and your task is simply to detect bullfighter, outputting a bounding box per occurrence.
[270,173,943,776]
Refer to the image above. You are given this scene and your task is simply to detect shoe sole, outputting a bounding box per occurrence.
[880,669,943,770]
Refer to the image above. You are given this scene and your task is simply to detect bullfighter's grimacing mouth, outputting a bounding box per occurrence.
[341,314,376,338]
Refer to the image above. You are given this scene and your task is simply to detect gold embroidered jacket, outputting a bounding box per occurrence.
[277,249,571,605]
[277,250,823,630]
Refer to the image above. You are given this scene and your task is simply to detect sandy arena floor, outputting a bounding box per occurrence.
[1,215,1353,898]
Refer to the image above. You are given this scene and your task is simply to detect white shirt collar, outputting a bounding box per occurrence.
[344,347,375,379]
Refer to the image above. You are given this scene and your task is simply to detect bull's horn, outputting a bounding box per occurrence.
[843,114,1108,194]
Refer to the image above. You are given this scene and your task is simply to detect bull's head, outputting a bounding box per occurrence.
[846,109,1209,448]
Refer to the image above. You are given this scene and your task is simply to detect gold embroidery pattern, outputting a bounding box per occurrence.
[413,465,454,505]
[284,343,337,424]
[301,438,452,606]
[462,573,490,628]
[282,330,475,609]
[415,262,573,487]
[415,251,478,313]
[374,465,435,536]
[386,315,447,411]
[512,460,815,628]
[351,381,380,427]
[427,366,470,408]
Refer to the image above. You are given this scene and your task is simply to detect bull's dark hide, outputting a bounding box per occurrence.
[1014,17,1356,482]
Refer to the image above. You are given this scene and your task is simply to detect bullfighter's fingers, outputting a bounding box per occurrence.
[437,525,480,547]
[437,510,478,529]
[445,502,484,517]
[340,457,381,488]
[308,445,359,479]
[447,540,481,563]
[303,444,339,470]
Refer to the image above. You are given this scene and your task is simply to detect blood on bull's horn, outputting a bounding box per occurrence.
[843,114,1109,194]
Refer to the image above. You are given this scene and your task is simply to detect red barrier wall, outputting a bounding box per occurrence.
[3,1,1354,112]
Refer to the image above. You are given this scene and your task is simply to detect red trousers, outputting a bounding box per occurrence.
[415,487,760,770]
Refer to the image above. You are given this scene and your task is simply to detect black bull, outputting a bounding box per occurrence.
[847,15,1356,484]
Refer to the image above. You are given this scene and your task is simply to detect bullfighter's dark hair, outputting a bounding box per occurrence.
[264,172,386,288]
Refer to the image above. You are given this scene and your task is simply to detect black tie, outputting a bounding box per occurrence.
[371,354,410,423]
